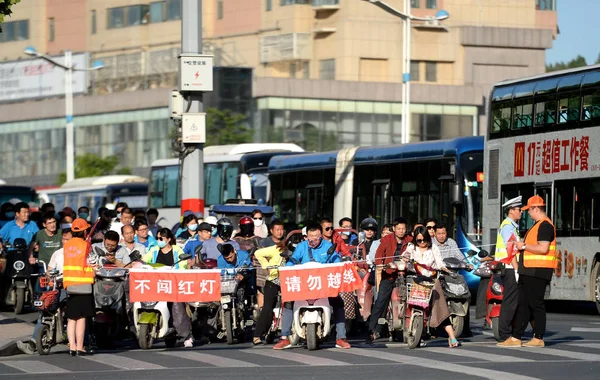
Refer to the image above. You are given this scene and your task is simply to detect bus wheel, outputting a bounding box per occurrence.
[593,263,600,315]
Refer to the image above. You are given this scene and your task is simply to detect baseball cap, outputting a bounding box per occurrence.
[198,222,212,232]
[205,216,218,226]
[71,218,91,232]
[521,195,545,211]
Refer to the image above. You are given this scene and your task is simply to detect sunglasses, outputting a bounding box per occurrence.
[324,227,333,231]
[253,217,263,220]
[426,226,436,230]
[158,237,168,241]
[416,239,426,244]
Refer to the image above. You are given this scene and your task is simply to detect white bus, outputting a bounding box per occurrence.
[483,65,600,312]
[39,175,149,220]
[149,143,304,228]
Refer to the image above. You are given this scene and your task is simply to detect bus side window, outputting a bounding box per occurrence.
[582,89,600,121]
[534,99,556,127]
[557,93,580,124]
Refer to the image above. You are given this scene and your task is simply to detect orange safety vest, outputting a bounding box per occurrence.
[63,237,95,288]
[522,216,558,269]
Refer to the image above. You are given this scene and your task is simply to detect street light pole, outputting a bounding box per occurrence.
[24,47,103,183]
[362,0,449,144]
[64,50,75,183]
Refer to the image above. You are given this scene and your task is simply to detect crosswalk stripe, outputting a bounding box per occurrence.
[247,348,347,366]
[511,347,600,361]
[158,351,259,367]
[423,346,534,362]
[80,353,165,370]
[570,327,600,333]
[332,347,541,380]
[2,360,70,374]
[567,342,600,350]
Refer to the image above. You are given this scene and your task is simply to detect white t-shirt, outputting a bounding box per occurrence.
[48,248,64,273]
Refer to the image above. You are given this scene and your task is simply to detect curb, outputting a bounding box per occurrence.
[0,336,29,357]
[0,313,35,357]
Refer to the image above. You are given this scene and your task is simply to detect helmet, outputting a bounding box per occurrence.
[12,238,27,250]
[360,217,378,231]
[238,216,254,237]
[205,216,218,226]
[217,218,234,240]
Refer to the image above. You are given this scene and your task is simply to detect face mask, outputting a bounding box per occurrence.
[116,213,121,220]
[5,212,14,219]
[342,231,351,236]
[79,213,89,220]
[308,237,321,248]
[188,223,198,231]
[253,218,264,227]
[157,240,167,248]
[61,223,72,230]
[211,227,218,237]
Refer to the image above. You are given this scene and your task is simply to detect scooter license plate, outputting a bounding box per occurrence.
[221,295,231,304]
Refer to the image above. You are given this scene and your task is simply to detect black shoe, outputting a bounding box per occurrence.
[69,350,76,357]
[76,350,92,357]
[164,327,177,337]
[461,330,474,338]
[364,333,377,345]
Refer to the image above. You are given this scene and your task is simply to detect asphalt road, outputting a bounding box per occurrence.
[1,302,599,380]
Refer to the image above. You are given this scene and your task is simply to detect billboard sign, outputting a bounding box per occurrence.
[0,53,90,103]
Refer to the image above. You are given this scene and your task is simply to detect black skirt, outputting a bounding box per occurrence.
[65,294,95,320]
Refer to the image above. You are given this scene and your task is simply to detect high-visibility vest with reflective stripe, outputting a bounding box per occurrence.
[522,216,558,269]
[495,218,520,262]
[63,238,95,288]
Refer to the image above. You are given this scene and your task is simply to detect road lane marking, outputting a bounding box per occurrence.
[81,353,165,370]
[566,342,600,350]
[2,361,70,374]
[159,351,259,367]
[571,327,600,333]
[247,349,347,366]
[424,346,534,362]
[332,347,540,380]
[511,347,600,361]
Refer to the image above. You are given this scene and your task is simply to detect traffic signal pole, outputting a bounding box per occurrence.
[180,0,205,217]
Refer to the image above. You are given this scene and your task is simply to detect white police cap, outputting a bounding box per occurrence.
[502,196,522,209]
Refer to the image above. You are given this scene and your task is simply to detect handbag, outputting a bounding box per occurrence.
[474,262,492,278]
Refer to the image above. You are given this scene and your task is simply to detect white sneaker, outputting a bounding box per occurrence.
[183,336,194,348]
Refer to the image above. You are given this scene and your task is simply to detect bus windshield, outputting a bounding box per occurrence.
[460,151,483,244]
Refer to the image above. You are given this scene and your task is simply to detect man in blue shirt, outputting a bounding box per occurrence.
[0,202,39,261]
[274,223,351,350]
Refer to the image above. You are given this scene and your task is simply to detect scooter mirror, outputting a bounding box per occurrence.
[327,243,337,255]
[94,246,106,257]
[216,243,224,254]
[129,250,142,262]
[178,253,193,261]
[194,243,203,258]
[467,249,477,257]
[358,231,367,245]
[478,250,489,258]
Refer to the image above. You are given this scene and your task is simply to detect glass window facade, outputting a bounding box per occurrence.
[0,109,171,182]
[0,20,29,43]
[256,97,478,151]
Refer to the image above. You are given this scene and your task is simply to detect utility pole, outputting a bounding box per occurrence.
[179,0,209,217]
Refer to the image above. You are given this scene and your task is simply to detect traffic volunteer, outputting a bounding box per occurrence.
[498,195,557,348]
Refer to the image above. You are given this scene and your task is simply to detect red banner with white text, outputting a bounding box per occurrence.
[279,262,362,302]
[129,269,221,303]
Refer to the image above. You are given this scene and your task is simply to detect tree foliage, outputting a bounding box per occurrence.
[0,0,21,32]
[57,153,131,185]
[546,55,588,72]
[205,108,253,146]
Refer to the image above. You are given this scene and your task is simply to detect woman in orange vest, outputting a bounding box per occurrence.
[497,195,557,348]
[63,218,96,356]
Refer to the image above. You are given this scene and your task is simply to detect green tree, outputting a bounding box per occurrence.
[0,0,21,32]
[57,153,131,185]
[205,108,253,146]
[546,55,588,72]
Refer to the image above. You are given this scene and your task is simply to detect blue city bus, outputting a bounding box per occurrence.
[268,136,484,288]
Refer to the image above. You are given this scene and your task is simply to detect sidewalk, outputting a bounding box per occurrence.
[0,313,34,356]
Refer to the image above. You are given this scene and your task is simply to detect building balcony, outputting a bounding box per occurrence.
[260,33,311,64]
[313,0,340,12]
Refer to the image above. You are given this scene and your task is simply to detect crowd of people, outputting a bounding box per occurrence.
[0,194,556,355]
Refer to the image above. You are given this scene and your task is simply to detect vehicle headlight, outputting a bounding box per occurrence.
[448,283,466,295]
[13,261,25,271]
[491,282,503,295]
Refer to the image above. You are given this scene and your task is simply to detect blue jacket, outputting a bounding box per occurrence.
[286,238,340,266]
[183,239,203,258]
[217,249,252,270]
[135,235,158,250]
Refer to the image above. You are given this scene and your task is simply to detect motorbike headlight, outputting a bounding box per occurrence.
[448,283,466,295]
[13,261,25,271]
[491,282,502,295]
[141,301,158,308]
